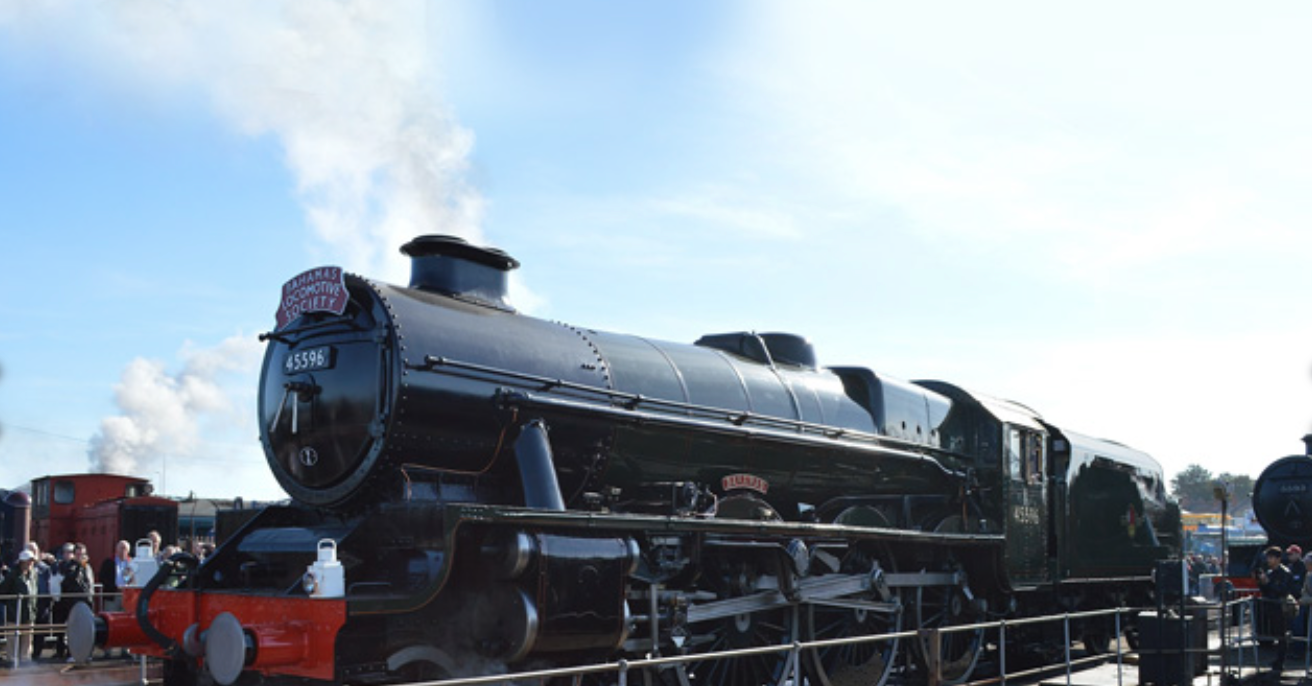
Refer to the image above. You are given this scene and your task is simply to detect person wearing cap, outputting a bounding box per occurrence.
[23,542,52,659]
[1257,545,1297,673]
[1287,545,1306,580]
[0,550,38,667]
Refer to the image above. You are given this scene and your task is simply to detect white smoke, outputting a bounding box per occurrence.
[88,336,264,476]
[0,0,483,280]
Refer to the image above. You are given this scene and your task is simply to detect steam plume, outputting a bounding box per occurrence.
[1,0,482,279]
[88,336,263,476]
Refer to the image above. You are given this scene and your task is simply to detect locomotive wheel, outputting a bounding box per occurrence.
[804,545,902,686]
[676,557,796,686]
[1081,628,1113,655]
[913,583,983,684]
[911,517,982,685]
[162,658,199,686]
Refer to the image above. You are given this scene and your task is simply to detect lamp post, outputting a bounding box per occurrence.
[1214,480,1232,683]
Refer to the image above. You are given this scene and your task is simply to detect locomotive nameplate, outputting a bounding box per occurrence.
[721,473,769,495]
[276,266,349,329]
[284,346,336,374]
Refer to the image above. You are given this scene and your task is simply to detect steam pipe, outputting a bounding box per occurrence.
[514,419,566,510]
[137,553,198,660]
[1303,434,1312,456]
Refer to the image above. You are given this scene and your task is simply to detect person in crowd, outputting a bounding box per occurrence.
[23,542,53,660]
[148,530,162,561]
[1297,552,1312,637]
[1287,545,1306,584]
[1187,554,1204,595]
[1285,546,1307,635]
[0,550,39,667]
[46,543,73,658]
[1257,545,1297,674]
[99,540,132,613]
[52,542,94,661]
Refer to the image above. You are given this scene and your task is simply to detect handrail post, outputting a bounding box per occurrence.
[618,659,629,686]
[924,627,942,686]
[1115,607,1123,686]
[1064,612,1072,686]
[786,641,802,686]
[999,619,1008,686]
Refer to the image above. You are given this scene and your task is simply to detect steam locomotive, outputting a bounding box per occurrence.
[1251,437,1312,550]
[70,236,1181,686]
[1212,439,1312,600]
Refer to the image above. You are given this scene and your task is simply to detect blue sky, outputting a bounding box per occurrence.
[1,1,1310,503]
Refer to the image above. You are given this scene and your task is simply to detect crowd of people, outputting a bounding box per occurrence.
[0,531,212,668]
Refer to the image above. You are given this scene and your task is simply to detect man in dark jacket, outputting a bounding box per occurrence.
[52,542,94,660]
[1257,545,1297,673]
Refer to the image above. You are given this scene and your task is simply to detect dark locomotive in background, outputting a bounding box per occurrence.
[73,236,1182,686]
[1224,438,1312,590]
[1251,438,1312,552]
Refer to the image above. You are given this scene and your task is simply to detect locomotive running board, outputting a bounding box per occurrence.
[445,503,1004,548]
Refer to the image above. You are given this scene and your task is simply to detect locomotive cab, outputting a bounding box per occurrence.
[915,382,1051,586]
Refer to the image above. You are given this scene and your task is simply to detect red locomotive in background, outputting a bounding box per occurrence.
[28,473,177,567]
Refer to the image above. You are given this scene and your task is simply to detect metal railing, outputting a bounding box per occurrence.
[1,592,1301,686]
[0,586,124,665]
[367,599,1285,686]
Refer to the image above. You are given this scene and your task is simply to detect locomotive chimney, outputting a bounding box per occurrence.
[1303,433,1312,456]
[400,235,520,310]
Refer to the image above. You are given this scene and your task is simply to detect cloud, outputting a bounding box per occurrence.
[992,329,1312,480]
[714,2,1312,282]
[650,188,801,240]
[88,335,263,476]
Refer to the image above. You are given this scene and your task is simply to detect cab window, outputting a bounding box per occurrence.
[53,480,76,505]
[1007,427,1045,485]
[1008,429,1023,481]
[1024,432,1044,485]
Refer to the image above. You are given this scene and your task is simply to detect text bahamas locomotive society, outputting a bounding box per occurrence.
[276,266,348,329]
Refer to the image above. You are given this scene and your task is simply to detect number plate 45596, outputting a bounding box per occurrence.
[284,346,334,374]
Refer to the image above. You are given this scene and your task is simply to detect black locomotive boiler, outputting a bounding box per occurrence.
[73,235,1182,686]
[1251,436,1312,551]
